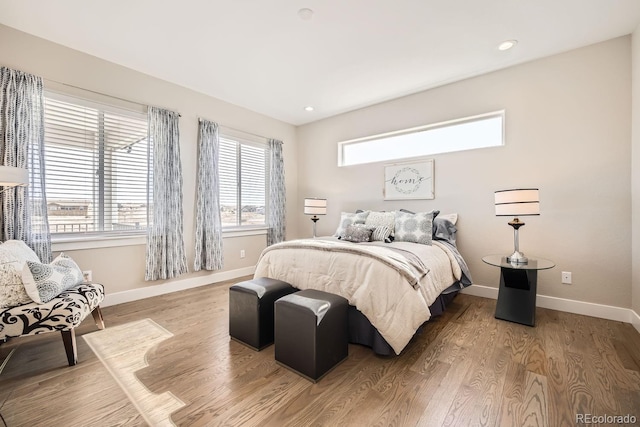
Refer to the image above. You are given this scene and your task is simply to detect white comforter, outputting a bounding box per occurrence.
[253,237,461,354]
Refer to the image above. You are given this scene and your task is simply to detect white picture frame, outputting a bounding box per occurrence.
[384,159,434,200]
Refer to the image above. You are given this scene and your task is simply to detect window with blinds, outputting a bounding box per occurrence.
[219,134,268,228]
[43,93,150,236]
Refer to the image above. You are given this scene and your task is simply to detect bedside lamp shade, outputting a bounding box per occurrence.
[304,198,327,216]
[304,198,326,238]
[495,188,539,217]
[0,166,28,188]
[495,188,539,264]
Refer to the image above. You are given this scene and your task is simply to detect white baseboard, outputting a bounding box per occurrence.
[632,309,640,334]
[102,266,255,307]
[462,284,636,325]
[460,284,499,300]
[102,275,640,333]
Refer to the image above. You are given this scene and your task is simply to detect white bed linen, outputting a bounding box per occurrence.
[253,237,459,354]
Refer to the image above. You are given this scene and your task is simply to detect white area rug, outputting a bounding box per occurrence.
[83,318,185,427]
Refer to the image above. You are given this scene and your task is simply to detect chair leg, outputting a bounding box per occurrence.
[91,306,105,330]
[61,329,78,366]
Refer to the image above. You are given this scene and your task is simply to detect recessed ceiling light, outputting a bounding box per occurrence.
[498,40,518,51]
[298,8,314,21]
[304,106,314,112]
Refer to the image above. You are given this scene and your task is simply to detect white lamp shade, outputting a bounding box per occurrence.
[0,166,28,187]
[304,198,327,215]
[495,188,539,216]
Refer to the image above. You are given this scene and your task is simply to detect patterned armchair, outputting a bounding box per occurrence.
[0,283,105,365]
[0,241,105,366]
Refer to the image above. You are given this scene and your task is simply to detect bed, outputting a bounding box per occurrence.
[253,210,472,356]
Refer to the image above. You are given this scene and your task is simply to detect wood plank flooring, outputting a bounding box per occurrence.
[1,277,639,426]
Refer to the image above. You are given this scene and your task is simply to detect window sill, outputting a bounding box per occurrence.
[52,234,146,251]
[222,227,268,238]
[50,227,268,251]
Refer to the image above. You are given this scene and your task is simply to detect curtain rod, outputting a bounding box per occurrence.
[198,116,281,143]
[43,78,182,117]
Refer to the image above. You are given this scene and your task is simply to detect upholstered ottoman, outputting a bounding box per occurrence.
[229,277,296,350]
[0,282,105,366]
[275,289,348,382]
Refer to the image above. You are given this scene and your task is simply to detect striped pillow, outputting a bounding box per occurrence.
[371,226,392,243]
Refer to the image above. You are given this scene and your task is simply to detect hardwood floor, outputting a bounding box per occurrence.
[1,278,639,426]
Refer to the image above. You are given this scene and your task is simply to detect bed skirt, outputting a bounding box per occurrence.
[348,290,459,356]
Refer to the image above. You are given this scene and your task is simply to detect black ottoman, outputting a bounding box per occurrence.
[275,289,348,382]
[229,277,296,350]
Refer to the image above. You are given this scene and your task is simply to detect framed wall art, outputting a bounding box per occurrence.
[383,159,434,200]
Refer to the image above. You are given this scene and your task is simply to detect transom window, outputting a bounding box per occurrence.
[218,132,269,228]
[338,111,504,166]
[43,92,150,236]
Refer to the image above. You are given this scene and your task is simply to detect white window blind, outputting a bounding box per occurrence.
[219,134,268,228]
[43,93,150,236]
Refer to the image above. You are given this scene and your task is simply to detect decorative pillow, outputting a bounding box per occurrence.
[22,253,84,304]
[364,211,396,237]
[0,240,41,308]
[433,217,457,246]
[0,240,41,263]
[0,261,31,308]
[334,211,370,237]
[371,225,392,243]
[394,210,436,245]
[400,208,440,220]
[341,224,374,243]
[438,213,458,224]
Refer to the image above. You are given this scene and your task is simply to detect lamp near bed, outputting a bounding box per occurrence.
[0,165,28,192]
[304,198,327,238]
[494,188,539,265]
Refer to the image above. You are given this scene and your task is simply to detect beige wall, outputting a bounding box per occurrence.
[633,28,640,316]
[297,37,632,308]
[1,23,635,311]
[0,24,299,295]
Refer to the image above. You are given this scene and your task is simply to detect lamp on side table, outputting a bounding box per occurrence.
[304,198,327,238]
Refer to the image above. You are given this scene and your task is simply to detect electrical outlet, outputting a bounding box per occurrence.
[240,250,246,259]
[82,270,93,282]
[561,271,572,284]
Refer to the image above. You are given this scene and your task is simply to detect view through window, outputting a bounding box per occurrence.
[338,111,504,166]
[219,134,268,228]
[42,93,150,236]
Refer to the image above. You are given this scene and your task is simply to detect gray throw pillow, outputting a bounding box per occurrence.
[334,211,370,237]
[433,217,457,246]
[341,224,374,243]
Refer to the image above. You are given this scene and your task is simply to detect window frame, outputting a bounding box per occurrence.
[337,110,505,167]
[42,90,151,244]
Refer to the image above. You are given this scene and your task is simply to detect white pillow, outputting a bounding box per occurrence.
[0,240,40,263]
[22,253,84,304]
[365,211,396,236]
[0,260,31,308]
[0,240,41,308]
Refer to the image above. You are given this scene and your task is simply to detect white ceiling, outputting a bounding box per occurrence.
[2,0,640,125]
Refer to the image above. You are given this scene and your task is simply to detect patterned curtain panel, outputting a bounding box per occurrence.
[145,107,187,280]
[0,67,51,262]
[267,139,286,246]
[194,119,223,271]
